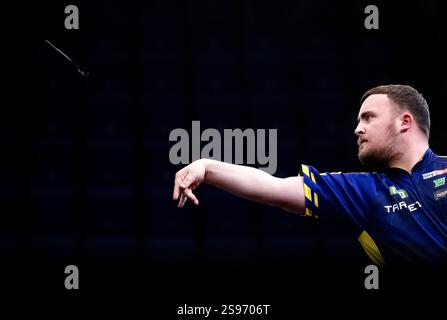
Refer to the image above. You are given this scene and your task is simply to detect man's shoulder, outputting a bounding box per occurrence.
[433,152,447,162]
[322,170,383,184]
[304,164,387,185]
[429,151,447,168]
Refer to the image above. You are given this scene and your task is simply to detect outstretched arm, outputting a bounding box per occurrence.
[173,159,305,215]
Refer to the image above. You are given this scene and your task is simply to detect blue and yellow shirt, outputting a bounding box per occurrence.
[300,148,447,266]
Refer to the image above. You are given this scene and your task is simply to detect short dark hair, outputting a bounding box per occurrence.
[361,84,431,138]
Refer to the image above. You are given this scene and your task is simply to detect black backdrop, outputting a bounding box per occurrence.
[3,0,447,313]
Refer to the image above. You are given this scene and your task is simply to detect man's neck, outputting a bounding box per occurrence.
[388,141,429,173]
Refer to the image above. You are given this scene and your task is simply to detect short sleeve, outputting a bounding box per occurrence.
[299,164,377,230]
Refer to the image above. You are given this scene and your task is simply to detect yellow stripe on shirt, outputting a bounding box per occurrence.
[358,231,385,267]
[304,183,312,201]
[302,165,310,177]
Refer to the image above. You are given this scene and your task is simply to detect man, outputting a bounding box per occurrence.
[172,85,447,266]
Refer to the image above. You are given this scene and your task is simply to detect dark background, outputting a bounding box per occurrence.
[2,0,447,313]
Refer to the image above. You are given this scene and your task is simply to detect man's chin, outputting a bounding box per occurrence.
[358,151,388,170]
[357,149,368,164]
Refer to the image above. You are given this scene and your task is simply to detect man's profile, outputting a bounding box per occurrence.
[172,85,447,266]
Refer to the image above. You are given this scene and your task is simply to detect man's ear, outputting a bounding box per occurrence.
[400,113,413,133]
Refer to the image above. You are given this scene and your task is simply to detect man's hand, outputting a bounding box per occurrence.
[173,159,207,208]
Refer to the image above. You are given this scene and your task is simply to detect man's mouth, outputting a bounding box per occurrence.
[358,139,368,147]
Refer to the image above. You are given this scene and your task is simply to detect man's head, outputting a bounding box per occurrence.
[354,84,430,168]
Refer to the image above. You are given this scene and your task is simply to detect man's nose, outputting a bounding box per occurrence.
[354,123,364,136]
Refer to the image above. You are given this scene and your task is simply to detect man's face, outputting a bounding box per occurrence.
[354,94,403,168]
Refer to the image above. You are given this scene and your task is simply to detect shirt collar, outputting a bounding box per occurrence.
[385,148,433,176]
[411,148,433,173]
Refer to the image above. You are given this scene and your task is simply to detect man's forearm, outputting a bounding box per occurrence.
[203,159,283,206]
